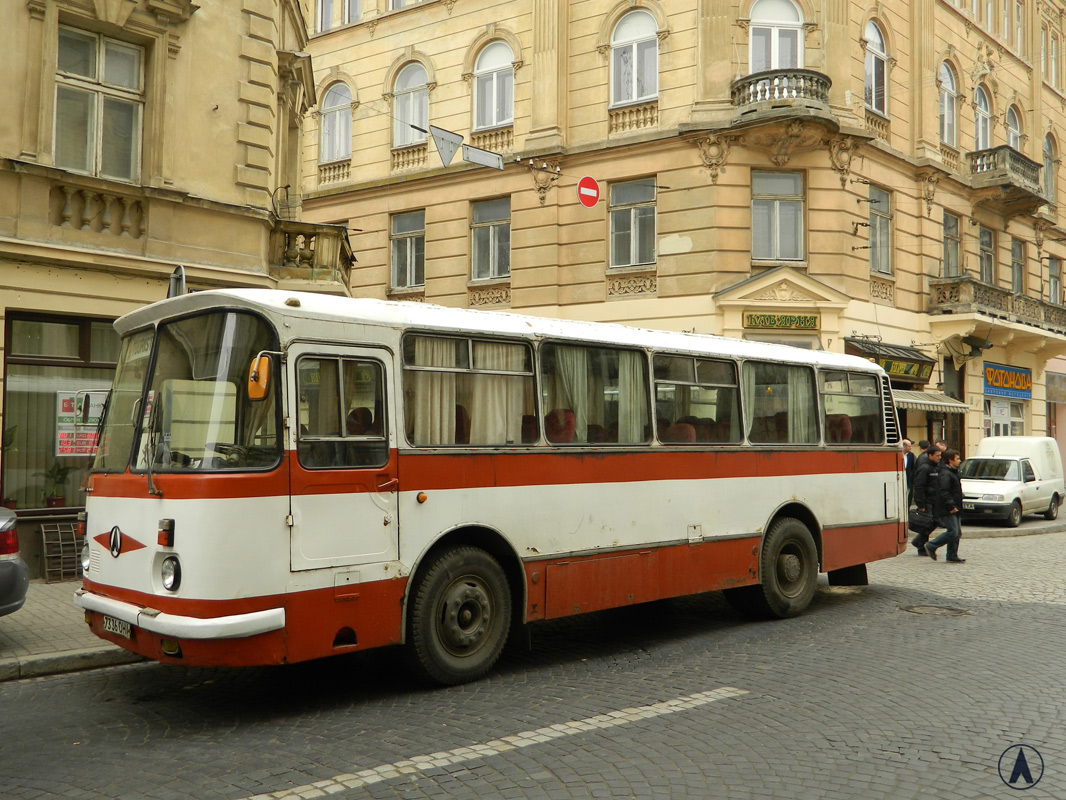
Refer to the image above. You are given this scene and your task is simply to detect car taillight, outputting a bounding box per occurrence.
[0,529,18,556]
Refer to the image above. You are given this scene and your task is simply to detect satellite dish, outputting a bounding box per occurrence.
[961,335,992,350]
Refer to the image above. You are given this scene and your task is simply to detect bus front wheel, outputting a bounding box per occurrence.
[405,546,511,685]
[745,517,819,620]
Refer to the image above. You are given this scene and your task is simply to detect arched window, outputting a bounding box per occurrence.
[474,41,514,130]
[975,86,992,150]
[611,10,658,106]
[393,63,428,147]
[864,21,888,115]
[1045,134,1057,201]
[1006,105,1022,149]
[320,83,352,163]
[938,62,958,147]
[750,0,804,73]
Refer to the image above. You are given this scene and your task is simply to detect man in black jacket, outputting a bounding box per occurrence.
[910,447,942,554]
[903,439,916,506]
[925,449,965,562]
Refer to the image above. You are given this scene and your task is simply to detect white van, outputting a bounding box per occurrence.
[960,436,1065,527]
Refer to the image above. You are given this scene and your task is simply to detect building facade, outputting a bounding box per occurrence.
[0,0,352,572]
[300,0,1066,458]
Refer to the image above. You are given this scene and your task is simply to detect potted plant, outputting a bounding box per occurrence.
[38,461,75,508]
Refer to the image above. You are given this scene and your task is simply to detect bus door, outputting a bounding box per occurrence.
[288,345,398,570]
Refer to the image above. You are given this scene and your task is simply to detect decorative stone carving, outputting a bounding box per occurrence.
[917,169,942,215]
[827,137,858,188]
[742,120,822,167]
[607,272,657,297]
[469,285,511,306]
[695,135,734,184]
[870,276,894,304]
[530,160,561,205]
[749,281,814,302]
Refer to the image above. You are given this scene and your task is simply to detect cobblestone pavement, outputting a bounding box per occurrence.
[2,533,1064,800]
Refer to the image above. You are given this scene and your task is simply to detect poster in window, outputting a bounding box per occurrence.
[56,391,107,456]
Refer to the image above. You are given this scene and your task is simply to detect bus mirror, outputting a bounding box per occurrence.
[248,356,271,401]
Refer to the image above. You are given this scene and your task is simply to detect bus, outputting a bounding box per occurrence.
[75,289,905,684]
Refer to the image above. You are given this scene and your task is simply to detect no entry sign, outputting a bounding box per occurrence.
[577,176,600,208]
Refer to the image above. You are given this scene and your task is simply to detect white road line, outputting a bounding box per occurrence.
[245,686,748,800]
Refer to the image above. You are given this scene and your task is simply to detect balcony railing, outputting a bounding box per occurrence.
[269,219,353,292]
[929,274,1066,333]
[969,145,1042,194]
[730,69,832,112]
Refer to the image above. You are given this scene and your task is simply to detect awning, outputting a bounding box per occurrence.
[892,389,969,413]
[845,338,935,384]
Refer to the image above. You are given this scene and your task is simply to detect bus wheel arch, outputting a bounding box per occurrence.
[401,527,523,685]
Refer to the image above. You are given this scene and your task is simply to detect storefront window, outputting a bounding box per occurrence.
[2,315,118,510]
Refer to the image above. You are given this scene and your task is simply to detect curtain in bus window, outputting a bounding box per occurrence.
[617,349,648,443]
[551,346,589,441]
[786,367,816,443]
[743,361,815,444]
[468,341,526,444]
[412,337,457,445]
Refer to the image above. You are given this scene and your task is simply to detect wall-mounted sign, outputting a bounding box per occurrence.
[878,359,935,380]
[984,363,1032,399]
[743,313,819,330]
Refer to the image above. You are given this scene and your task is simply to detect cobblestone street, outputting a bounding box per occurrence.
[3,533,1064,800]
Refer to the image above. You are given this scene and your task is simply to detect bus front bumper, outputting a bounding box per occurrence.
[74,589,285,640]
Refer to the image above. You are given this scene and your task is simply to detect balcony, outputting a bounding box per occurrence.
[730,69,833,121]
[929,274,1066,335]
[269,219,353,295]
[968,145,1045,219]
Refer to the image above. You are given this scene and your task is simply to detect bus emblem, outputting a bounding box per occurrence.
[109,526,122,558]
[94,527,145,559]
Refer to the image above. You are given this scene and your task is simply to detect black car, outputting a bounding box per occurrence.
[0,507,28,617]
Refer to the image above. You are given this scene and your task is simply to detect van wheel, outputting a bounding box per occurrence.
[404,546,511,685]
[743,518,819,620]
[1006,500,1023,528]
[1045,494,1060,521]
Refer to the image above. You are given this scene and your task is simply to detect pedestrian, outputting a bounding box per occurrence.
[902,439,916,506]
[925,449,966,563]
[914,440,932,469]
[910,446,942,554]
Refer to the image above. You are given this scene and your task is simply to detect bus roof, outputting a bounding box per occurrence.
[117,288,884,373]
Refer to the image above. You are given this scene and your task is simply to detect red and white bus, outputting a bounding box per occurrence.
[76,289,905,684]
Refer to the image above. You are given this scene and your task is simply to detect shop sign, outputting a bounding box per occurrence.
[743,313,819,330]
[878,359,934,381]
[984,363,1032,399]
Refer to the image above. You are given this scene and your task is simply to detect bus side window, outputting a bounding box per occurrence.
[653,355,740,444]
[296,357,388,469]
[819,371,883,445]
[743,361,818,445]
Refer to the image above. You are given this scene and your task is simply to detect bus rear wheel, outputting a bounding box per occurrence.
[745,517,818,619]
[405,546,511,685]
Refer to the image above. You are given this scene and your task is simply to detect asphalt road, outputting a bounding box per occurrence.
[2,533,1064,800]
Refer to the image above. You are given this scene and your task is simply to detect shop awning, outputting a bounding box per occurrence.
[845,338,936,384]
[891,389,969,413]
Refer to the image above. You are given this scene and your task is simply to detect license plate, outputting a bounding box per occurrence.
[963,502,974,510]
[102,615,131,640]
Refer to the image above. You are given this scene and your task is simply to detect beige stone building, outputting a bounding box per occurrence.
[300,0,1066,460]
[0,0,352,569]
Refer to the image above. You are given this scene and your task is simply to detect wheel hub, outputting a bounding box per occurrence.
[441,582,491,652]
[779,553,802,584]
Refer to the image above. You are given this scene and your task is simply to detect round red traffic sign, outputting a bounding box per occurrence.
[577,176,600,208]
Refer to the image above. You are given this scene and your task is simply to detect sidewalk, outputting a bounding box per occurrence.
[2,517,1065,683]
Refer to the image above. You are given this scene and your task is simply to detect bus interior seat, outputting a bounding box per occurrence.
[346,407,373,435]
[455,405,471,444]
[521,414,538,443]
[826,413,853,443]
[661,422,696,443]
[545,409,576,443]
[587,423,608,443]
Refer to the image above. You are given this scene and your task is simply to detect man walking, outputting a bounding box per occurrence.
[902,439,916,507]
[925,449,966,563]
[910,446,942,555]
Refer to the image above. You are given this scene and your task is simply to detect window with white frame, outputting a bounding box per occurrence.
[752,171,804,261]
[944,211,961,277]
[390,0,423,8]
[1053,35,1059,87]
[749,0,804,72]
[391,211,425,289]
[986,0,995,31]
[1016,1,1025,52]
[1043,25,1049,79]
[1045,134,1057,202]
[864,21,888,115]
[609,179,656,268]
[319,83,352,163]
[611,10,658,106]
[393,63,428,148]
[869,185,891,275]
[1011,238,1026,294]
[54,26,144,182]
[938,62,958,147]
[1002,0,1010,39]
[471,198,511,280]
[317,0,332,32]
[975,86,992,150]
[474,41,514,130]
[1007,106,1022,150]
[1050,256,1062,304]
[979,225,996,283]
[316,0,359,31]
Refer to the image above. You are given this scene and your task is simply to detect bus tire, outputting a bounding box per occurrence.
[404,546,511,686]
[747,517,818,620]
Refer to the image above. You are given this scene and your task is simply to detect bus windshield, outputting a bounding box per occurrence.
[93,311,280,473]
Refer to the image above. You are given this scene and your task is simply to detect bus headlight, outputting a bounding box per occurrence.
[161,556,182,592]
[80,544,91,575]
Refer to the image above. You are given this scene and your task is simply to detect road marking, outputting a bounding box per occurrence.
[245,686,748,800]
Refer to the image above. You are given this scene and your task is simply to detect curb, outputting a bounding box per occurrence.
[962,522,1066,539]
[0,647,145,682]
